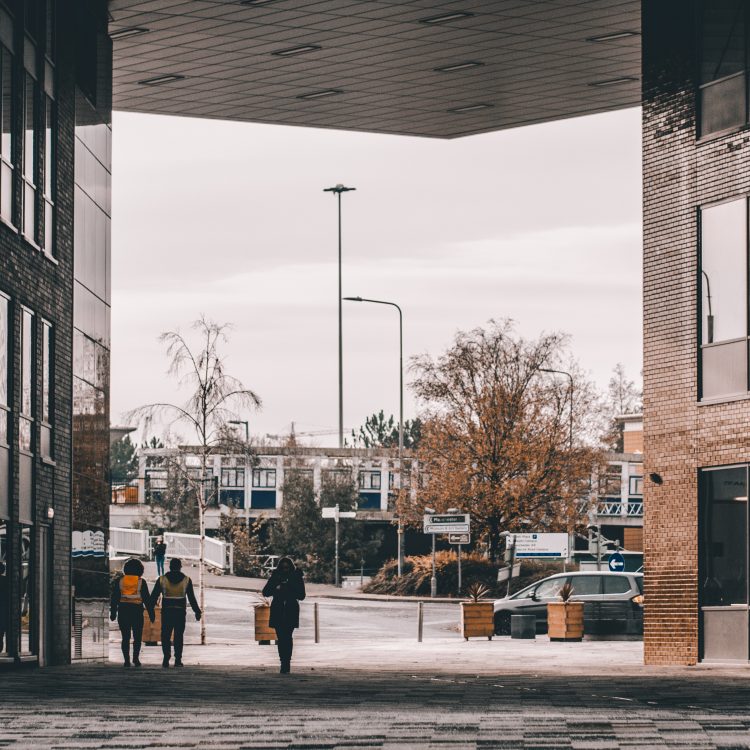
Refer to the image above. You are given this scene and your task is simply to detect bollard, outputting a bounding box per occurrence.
[417,601,423,643]
[314,602,319,644]
[74,609,83,660]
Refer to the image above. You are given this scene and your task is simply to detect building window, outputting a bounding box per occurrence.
[40,319,51,459]
[19,309,33,454]
[629,475,643,496]
[359,470,381,491]
[41,95,54,255]
[22,72,38,243]
[699,0,750,138]
[700,466,748,606]
[598,467,622,496]
[0,293,8,520]
[700,197,748,399]
[221,468,244,488]
[252,468,276,489]
[0,43,13,223]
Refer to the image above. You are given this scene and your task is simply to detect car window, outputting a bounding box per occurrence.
[603,576,632,594]
[636,577,643,594]
[535,577,568,599]
[511,585,536,600]
[569,576,602,596]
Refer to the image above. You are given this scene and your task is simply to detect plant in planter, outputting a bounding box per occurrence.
[251,594,276,645]
[546,581,584,642]
[460,582,494,641]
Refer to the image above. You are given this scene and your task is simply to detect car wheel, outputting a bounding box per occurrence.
[494,611,511,635]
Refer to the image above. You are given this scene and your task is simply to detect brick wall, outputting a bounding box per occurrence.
[643,0,750,665]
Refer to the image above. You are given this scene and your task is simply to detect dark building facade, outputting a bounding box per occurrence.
[1,0,110,666]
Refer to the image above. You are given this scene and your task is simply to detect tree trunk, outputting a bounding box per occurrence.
[199,502,206,645]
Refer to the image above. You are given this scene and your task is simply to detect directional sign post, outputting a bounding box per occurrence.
[448,533,470,594]
[322,504,357,586]
[513,533,570,560]
[423,514,470,535]
[608,551,626,572]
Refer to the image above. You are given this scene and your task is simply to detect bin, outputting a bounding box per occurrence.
[142,606,162,645]
[510,614,536,639]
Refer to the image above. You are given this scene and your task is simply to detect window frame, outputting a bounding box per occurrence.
[252,468,276,489]
[18,306,34,456]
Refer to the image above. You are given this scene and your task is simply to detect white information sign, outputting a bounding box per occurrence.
[423,514,470,534]
[513,532,569,559]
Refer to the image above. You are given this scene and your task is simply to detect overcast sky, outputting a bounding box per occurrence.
[111,107,642,443]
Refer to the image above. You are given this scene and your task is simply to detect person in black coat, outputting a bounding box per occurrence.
[262,557,305,673]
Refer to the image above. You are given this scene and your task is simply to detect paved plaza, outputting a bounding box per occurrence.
[4,591,750,749]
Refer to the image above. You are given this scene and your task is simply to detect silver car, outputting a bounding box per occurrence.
[493,571,644,636]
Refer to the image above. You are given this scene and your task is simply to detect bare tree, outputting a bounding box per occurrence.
[128,317,261,644]
[403,320,603,559]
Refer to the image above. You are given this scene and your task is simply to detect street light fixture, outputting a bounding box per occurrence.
[538,368,574,451]
[344,295,405,575]
[228,420,249,442]
[324,184,356,449]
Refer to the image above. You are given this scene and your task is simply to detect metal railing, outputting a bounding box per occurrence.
[163,531,233,573]
[597,499,644,518]
[110,527,150,557]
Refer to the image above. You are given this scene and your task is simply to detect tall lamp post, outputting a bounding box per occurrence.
[229,420,250,527]
[424,507,437,598]
[344,296,405,575]
[324,184,356,448]
[538,368,573,451]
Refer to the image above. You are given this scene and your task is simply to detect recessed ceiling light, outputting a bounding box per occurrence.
[297,89,342,100]
[448,103,494,113]
[109,27,149,40]
[586,31,640,42]
[272,45,322,57]
[420,11,474,24]
[588,76,638,87]
[434,61,484,73]
[138,74,185,86]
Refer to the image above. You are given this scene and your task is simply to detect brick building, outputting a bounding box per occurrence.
[4,0,743,667]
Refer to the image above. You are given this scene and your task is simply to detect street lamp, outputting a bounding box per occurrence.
[344,295,405,575]
[538,368,573,451]
[228,420,249,442]
[324,183,356,449]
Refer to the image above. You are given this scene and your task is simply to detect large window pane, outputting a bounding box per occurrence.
[700,72,746,136]
[701,199,746,345]
[0,44,12,222]
[19,526,32,654]
[22,73,37,242]
[702,339,747,398]
[701,467,748,606]
[0,519,7,654]
[701,0,746,84]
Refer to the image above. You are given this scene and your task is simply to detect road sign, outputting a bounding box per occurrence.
[322,506,357,520]
[423,513,470,534]
[608,551,626,572]
[513,533,569,559]
[448,532,470,545]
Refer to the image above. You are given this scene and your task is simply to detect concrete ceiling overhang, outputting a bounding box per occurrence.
[109,0,641,139]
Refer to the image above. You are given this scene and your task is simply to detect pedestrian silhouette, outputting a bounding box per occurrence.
[110,558,154,668]
[262,557,306,673]
[154,536,167,577]
[150,557,201,668]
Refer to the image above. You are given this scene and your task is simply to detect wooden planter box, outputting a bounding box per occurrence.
[254,605,276,644]
[461,601,494,640]
[142,606,162,646]
[547,601,584,642]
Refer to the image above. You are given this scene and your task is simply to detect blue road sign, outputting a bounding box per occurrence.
[608,551,626,572]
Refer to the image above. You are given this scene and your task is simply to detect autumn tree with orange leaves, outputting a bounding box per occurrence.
[399,320,603,560]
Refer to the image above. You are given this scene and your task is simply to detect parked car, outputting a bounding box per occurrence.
[493,571,644,636]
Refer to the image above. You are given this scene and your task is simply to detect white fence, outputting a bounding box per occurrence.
[110,527,150,557]
[164,532,233,573]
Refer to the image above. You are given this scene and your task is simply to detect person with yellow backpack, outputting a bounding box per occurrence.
[149,557,201,668]
[110,558,155,668]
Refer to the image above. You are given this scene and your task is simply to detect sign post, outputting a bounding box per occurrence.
[448,532,470,594]
[322,504,357,586]
[608,550,626,572]
[423,514,471,598]
[513,533,570,559]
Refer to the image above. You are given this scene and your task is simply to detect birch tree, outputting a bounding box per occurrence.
[128,317,261,644]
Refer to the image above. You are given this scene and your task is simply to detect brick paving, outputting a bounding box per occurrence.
[2,664,750,749]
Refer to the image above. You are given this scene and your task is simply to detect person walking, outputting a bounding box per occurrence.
[154,536,167,577]
[110,558,154,668]
[149,558,201,668]
[262,557,305,674]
